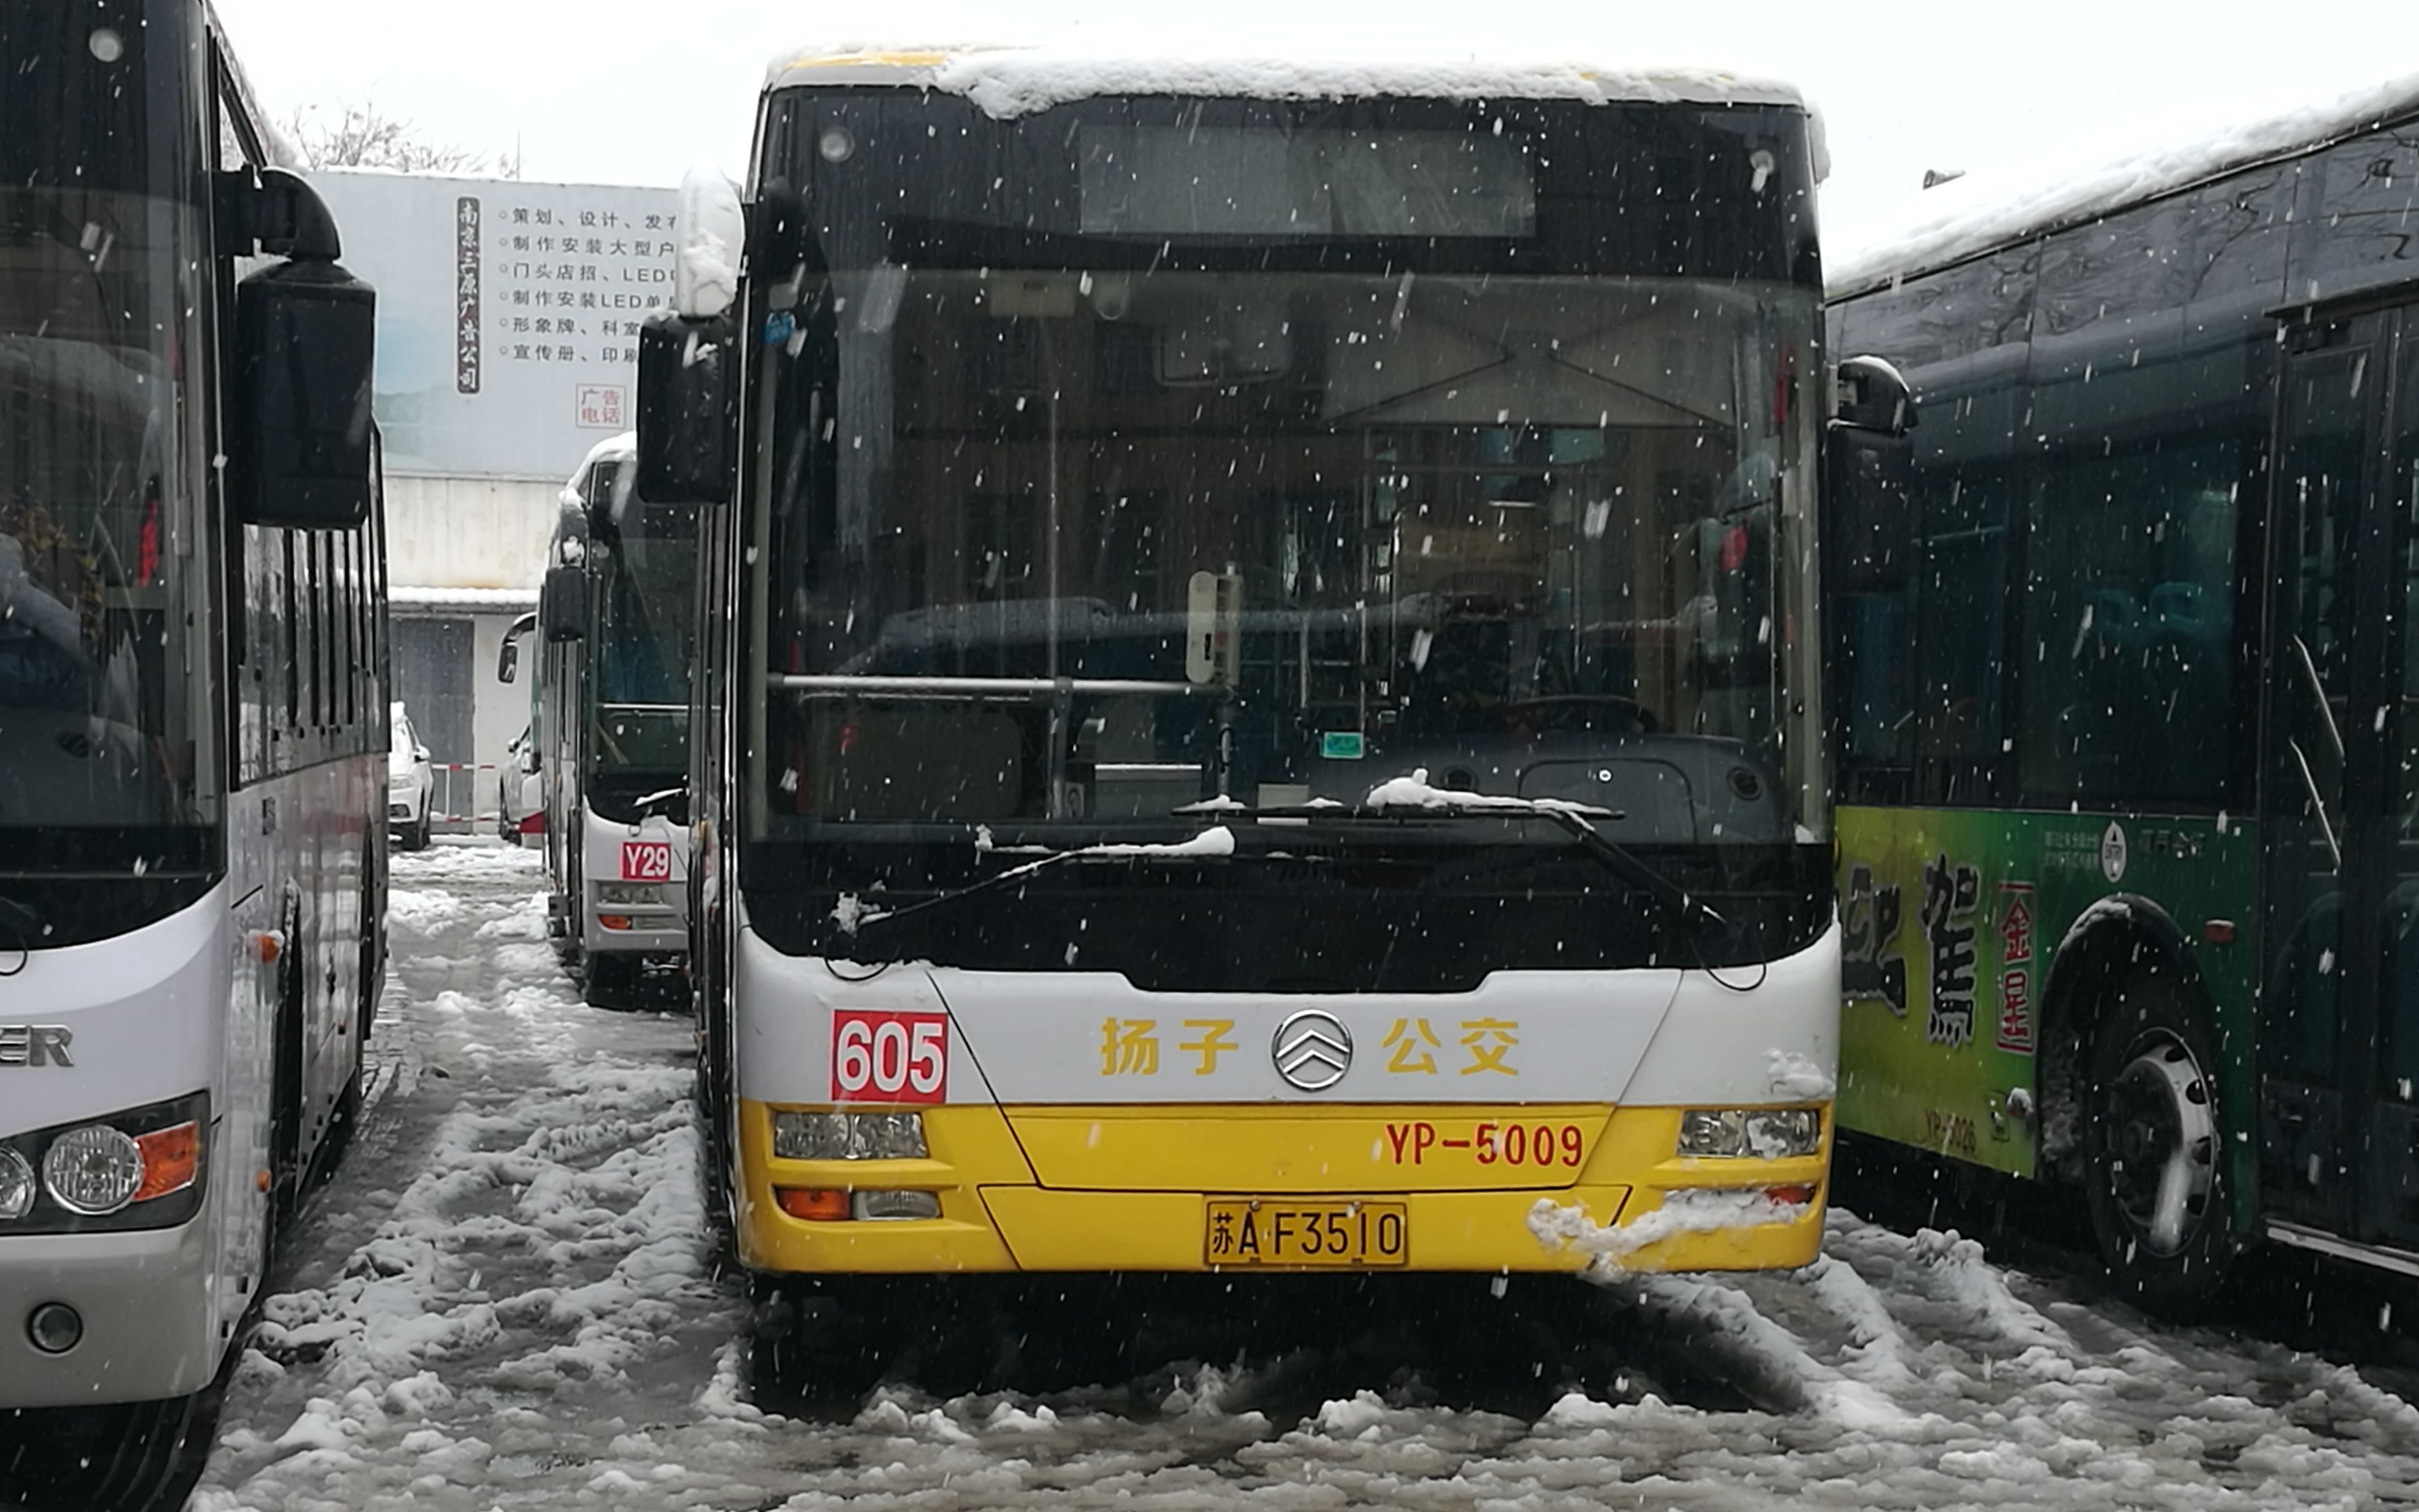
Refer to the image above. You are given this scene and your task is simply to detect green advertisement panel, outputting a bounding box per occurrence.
[1836,805,2257,1178]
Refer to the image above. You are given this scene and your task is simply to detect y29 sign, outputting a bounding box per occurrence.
[620,841,673,882]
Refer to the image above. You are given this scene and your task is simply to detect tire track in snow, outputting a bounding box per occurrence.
[194,844,736,1511]
[1563,1208,2419,1509]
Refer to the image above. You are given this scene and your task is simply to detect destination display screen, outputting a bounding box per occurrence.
[1076,125,1536,238]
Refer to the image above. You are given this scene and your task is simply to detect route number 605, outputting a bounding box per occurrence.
[829,1009,948,1104]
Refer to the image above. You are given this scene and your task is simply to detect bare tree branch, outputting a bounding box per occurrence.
[284,99,494,175]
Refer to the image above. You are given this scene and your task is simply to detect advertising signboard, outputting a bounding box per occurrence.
[313,170,679,480]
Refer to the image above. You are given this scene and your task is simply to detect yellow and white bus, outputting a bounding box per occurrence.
[638,45,1878,1305]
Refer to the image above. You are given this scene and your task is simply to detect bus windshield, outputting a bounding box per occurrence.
[1,7,213,866]
[589,476,694,780]
[756,269,1822,841]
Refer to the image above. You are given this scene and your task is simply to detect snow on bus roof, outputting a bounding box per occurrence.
[1828,70,2419,299]
[763,41,1809,118]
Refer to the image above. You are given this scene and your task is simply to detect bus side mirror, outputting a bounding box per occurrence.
[498,611,536,683]
[220,167,376,528]
[637,164,744,503]
[1825,356,1916,593]
[635,312,736,503]
[233,258,377,528]
[543,563,587,643]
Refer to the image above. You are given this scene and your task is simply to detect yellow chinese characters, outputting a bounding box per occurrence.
[1383,1017,1519,1075]
[1097,1015,1517,1078]
[1179,1019,1238,1074]
[1099,1017,1158,1076]
[1382,1017,1441,1074]
[1458,1019,1519,1076]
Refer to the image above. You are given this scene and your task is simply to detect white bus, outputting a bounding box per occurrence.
[638,45,1892,1338]
[509,433,694,1007]
[1,0,385,1497]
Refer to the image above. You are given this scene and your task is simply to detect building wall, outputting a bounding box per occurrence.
[381,474,555,831]
[385,474,562,593]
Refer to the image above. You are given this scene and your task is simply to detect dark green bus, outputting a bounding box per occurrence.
[1828,80,2419,1312]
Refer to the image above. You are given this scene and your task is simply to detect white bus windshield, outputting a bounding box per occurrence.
[589,476,694,779]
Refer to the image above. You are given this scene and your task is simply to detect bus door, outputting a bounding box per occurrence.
[2259,299,2419,1255]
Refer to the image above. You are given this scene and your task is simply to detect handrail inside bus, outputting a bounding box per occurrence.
[2290,635,2344,762]
[2287,738,2343,870]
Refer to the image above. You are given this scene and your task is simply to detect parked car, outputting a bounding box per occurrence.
[497,724,543,845]
[389,701,434,851]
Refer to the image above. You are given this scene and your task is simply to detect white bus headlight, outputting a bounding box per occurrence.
[773,1110,927,1160]
[1678,1108,1823,1160]
[0,1146,36,1221]
[597,882,665,906]
[42,1125,144,1214]
[852,1190,941,1221]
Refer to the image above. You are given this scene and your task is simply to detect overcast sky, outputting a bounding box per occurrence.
[216,0,2415,253]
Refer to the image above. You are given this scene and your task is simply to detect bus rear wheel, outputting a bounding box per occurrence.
[2080,976,2234,1318]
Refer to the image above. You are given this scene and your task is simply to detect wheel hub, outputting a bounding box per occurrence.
[2105,1030,2216,1257]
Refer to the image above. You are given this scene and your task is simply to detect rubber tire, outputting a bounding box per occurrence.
[582,952,640,1010]
[750,1277,904,1406]
[415,808,434,852]
[2080,971,2237,1318]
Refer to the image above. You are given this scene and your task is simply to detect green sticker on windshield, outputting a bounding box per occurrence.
[1320,732,1366,760]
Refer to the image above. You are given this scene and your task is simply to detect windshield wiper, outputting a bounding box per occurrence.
[833,826,1238,943]
[0,893,39,973]
[1181,800,1731,936]
[629,785,687,821]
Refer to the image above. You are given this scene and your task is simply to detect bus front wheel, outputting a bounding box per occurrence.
[2080,975,2235,1317]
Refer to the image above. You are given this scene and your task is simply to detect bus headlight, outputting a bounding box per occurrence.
[852,1190,941,1221]
[1678,1108,1823,1160]
[42,1125,144,1215]
[0,1146,35,1221]
[773,1111,927,1160]
[597,882,665,906]
[0,1093,208,1232]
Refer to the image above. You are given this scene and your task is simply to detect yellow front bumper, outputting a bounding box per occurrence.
[734,1099,1830,1276]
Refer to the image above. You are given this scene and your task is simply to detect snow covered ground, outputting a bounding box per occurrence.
[193,842,2419,1510]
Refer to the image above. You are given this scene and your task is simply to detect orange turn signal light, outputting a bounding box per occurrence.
[776,1187,851,1221]
[132,1121,203,1203]
[1765,1184,1817,1206]
[598,915,633,931]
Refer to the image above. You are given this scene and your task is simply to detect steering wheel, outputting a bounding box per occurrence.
[1488,695,1659,736]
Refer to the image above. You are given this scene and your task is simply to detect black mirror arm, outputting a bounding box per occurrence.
[1833,354,1916,436]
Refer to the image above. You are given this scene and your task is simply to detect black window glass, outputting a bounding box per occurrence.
[1830,246,2035,806]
